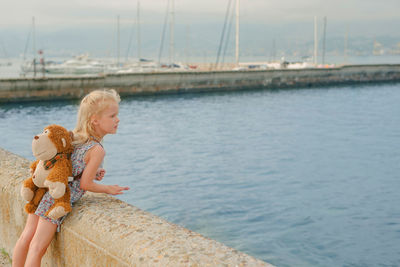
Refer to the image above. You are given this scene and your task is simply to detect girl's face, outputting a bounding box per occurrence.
[93,101,120,137]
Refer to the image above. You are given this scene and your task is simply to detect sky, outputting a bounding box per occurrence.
[2,0,400,26]
[1,0,400,60]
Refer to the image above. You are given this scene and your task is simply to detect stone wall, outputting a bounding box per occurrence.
[1,64,400,103]
[0,148,271,266]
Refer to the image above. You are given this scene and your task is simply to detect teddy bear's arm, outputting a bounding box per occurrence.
[21,160,40,201]
[44,160,71,199]
[30,160,39,174]
[21,176,37,201]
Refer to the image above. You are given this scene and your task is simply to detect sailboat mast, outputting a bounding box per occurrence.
[158,0,170,67]
[235,0,239,66]
[322,16,327,65]
[344,26,348,64]
[32,16,37,77]
[137,0,141,66]
[169,0,175,65]
[117,15,120,66]
[314,16,318,66]
[185,25,189,65]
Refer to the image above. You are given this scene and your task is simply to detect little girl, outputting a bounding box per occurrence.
[12,89,129,267]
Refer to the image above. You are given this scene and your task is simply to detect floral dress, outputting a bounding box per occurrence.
[35,140,101,232]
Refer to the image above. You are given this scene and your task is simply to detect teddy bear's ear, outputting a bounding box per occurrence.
[61,138,66,148]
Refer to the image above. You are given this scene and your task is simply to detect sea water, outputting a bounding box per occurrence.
[1,83,399,266]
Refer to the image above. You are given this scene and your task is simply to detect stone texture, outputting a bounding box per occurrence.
[0,148,272,266]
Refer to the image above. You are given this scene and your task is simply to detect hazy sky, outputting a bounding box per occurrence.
[2,0,400,27]
[1,0,399,60]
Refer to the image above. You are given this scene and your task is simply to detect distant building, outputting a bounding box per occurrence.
[389,42,400,55]
[373,40,384,56]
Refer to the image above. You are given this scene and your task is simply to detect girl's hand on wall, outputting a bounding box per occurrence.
[106,185,130,195]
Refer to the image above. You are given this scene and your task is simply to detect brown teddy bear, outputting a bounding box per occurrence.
[21,124,73,220]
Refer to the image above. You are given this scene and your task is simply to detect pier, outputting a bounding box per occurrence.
[1,64,400,103]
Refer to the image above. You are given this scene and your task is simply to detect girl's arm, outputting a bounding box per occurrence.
[80,145,129,195]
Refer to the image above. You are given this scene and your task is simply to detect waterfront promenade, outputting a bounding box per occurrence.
[0,148,271,266]
[1,64,400,103]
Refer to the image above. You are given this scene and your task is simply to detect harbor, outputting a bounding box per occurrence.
[1,82,400,266]
[2,0,400,266]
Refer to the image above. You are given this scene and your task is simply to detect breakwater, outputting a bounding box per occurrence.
[0,148,271,266]
[0,64,400,102]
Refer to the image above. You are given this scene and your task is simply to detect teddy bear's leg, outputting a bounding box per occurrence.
[24,188,47,214]
[26,188,48,213]
[45,186,72,220]
[24,203,37,214]
[32,188,48,206]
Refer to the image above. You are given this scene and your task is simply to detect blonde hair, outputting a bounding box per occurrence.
[73,89,121,145]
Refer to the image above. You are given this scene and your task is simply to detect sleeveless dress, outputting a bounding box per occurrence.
[35,140,101,232]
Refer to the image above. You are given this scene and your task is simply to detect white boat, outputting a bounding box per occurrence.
[20,54,124,76]
[45,54,107,75]
[20,59,45,76]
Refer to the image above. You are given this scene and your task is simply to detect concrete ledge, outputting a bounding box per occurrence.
[1,64,400,103]
[0,148,271,266]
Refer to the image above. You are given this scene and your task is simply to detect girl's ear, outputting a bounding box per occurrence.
[90,115,99,126]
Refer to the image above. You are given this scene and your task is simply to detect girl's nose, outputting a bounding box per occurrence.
[34,136,39,140]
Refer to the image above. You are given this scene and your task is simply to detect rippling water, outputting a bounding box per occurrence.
[1,84,400,266]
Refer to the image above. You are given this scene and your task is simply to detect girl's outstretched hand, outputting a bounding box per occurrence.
[106,185,130,195]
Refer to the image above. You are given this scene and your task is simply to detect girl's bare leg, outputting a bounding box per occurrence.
[12,214,39,267]
[24,217,57,267]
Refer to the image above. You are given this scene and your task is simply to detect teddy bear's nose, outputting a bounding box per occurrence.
[34,136,39,140]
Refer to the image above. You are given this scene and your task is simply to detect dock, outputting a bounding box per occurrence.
[1,64,400,103]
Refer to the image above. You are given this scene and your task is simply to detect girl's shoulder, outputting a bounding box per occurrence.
[83,142,105,165]
[87,143,105,158]
[72,140,103,158]
[74,140,103,151]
